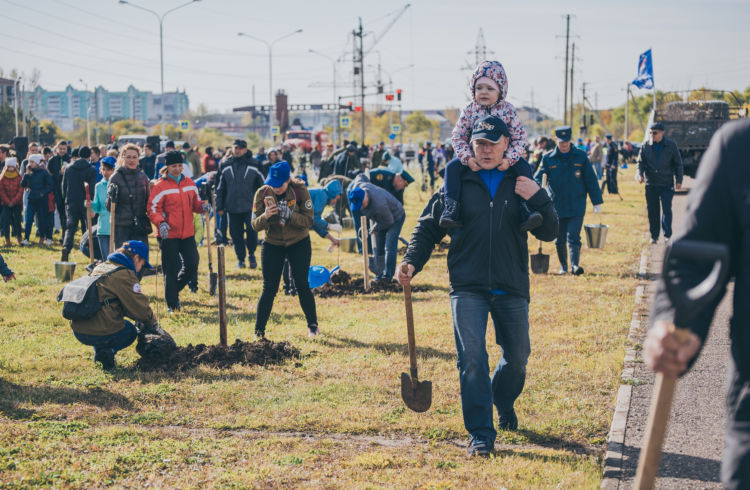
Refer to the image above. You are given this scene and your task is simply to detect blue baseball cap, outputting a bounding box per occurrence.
[348,187,365,212]
[470,115,510,143]
[265,161,291,188]
[324,179,343,200]
[100,156,117,168]
[122,240,153,269]
[555,126,572,142]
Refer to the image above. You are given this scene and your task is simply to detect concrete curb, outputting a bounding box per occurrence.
[601,246,650,489]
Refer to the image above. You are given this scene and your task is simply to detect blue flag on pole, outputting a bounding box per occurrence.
[632,49,654,89]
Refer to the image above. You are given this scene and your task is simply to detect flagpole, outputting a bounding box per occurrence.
[651,48,656,113]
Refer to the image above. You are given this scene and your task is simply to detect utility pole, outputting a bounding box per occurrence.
[569,42,575,131]
[625,83,630,141]
[21,82,27,137]
[563,14,570,126]
[355,17,365,144]
[581,82,586,137]
[530,87,536,138]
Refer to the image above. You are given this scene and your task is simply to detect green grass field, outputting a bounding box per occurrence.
[0,166,647,488]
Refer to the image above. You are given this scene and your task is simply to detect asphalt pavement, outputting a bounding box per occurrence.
[609,178,732,489]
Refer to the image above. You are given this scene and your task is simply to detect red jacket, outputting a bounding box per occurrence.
[0,170,24,206]
[147,175,203,239]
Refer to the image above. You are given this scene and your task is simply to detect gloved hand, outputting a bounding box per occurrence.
[201,201,211,213]
[107,184,119,203]
[277,202,293,221]
[159,221,171,239]
[327,223,343,233]
[593,204,602,214]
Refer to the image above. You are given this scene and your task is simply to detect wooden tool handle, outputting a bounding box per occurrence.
[204,211,213,267]
[109,202,116,254]
[401,263,418,382]
[634,323,691,489]
[361,216,370,291]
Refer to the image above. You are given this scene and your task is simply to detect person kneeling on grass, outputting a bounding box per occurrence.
[69,241,158,370]
[251,161,318,339]
[397,115,558,458]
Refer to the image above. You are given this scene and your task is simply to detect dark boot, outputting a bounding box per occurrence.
[61,248,70,262]
[94,349,115,370]
[439,196,462,229]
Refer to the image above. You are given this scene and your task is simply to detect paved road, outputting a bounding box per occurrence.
[619,179,732,488]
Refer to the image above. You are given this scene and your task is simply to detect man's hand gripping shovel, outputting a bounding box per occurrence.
[634,239,729,489]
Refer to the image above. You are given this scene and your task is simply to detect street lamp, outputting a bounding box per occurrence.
[118,0,200,138]
[79,79,90,147]
[13,76,21,138]
[238,29,303,128]
[308,49,337,142]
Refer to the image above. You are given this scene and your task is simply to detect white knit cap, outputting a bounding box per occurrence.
[4,157,17,167]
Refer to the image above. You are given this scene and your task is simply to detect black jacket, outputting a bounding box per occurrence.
[651,119,750,378]
[637,137,683,186]
[404,163,558,299]
[139,154,157,180]
[215,153,265,214]
[333,151,359,178]
[107,166,150,228]
[21,167,54,200]
[47,154,69,197]
[62,158,98,207]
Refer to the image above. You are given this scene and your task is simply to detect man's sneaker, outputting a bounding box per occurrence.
[664,237,671,245]
[467,437,492,458]
[249,254,257,269]
[236,261,246,269]
[520,211,543,233]
[254,329,265,340]
[45,239,53,246]
[650,238,658,244]
[20,239,30,246]
[307,325,319,338]
[94,349,116,371]
[498,408,518,431]
[439,196,462,229]
[557,267,568,275]
[168,302,181,314]
[572,265,585,276]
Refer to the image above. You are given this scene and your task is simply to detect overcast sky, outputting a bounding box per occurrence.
[2,0,749,118]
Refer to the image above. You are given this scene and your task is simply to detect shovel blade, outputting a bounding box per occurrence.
[401,372,432,413]
[209,272,218,296]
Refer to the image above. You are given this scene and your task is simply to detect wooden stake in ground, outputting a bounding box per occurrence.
[204,211,217,295]
[361,216,370,291]
[217,244,227,348]
[109,202,116,254]
[84,183,95,266]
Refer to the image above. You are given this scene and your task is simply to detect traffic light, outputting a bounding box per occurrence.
[396,89,402,101]
[349,102,353,112]
[385,94,394,101]
[354,106,362,112]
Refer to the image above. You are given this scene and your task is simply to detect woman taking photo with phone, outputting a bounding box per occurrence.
[251,161,317,339]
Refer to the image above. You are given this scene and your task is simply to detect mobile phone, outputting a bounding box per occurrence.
[264,196,275,208]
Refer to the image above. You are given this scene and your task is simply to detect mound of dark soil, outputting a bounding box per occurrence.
[313,276,426,298]
[330,269,351,284]
[135,338,300,371]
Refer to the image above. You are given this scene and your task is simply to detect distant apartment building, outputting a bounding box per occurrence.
[15,84,189,131]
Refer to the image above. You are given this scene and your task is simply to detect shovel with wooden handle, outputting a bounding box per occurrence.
[634,239,729,489]
[109,202,116,255]
[400,263,432,413]
[205,210,217,296]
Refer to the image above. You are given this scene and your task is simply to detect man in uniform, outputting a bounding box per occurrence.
[371,141,387,167]
[534,126,603,275]
[637,122,683,244]
[368,167,414,204]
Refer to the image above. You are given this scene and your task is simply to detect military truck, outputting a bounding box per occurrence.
[653,100,731,177]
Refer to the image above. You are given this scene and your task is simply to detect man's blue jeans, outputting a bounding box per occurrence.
[450,291,531,444]
[374,214,405,280]
[73,321,138,358]
[555,215,584,270]
[645,184,674,240]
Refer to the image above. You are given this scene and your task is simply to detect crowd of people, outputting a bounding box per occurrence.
[7,56,743,486]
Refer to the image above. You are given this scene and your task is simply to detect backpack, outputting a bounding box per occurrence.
[57,267,125,321]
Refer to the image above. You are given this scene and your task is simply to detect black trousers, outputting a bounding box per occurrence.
[723,359,750,489]
[0,205,22,239]
[228,212,257,263]
[113,225,148,251]
[255,236,317,334]
[62,204,88,251]
[161,237,199,309]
